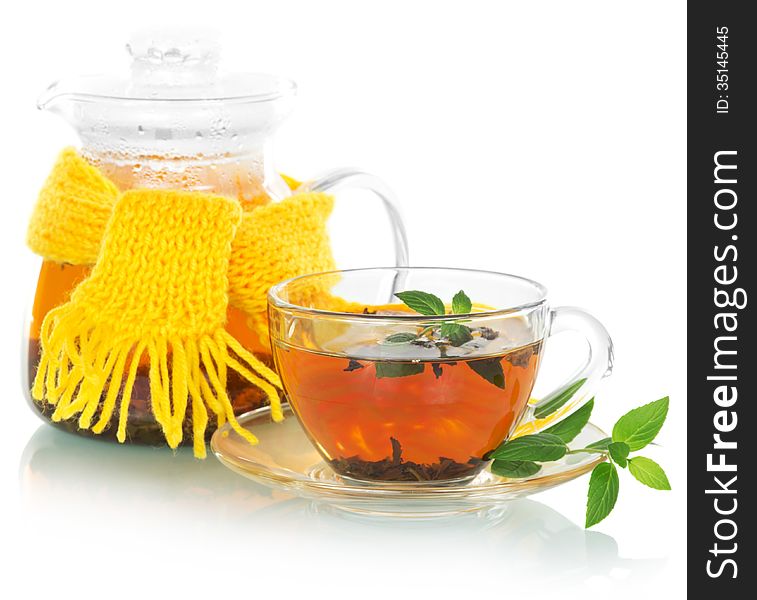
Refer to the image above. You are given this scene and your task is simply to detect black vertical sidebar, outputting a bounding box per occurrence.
[689,2,754,594]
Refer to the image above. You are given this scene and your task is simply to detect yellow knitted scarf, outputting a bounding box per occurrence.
[27,149,337,457]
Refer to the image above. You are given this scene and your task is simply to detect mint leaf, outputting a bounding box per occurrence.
[534,378,587,419]
[608,441,630,467]
[543,398,594,443]
[585,462,619,528]
[375,362,424,379]
[612,396,669,451]
[491,459,541,478]
[585,437,612,451]
[451,290,472,314]
[490,433,567,462]
[382,332,418,345]
[440,322,473,346]
[395,291,445,316]
[466,357,505,389]
[628,457,671,490]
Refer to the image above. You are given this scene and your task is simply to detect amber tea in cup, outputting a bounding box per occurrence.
[268,268,613,485]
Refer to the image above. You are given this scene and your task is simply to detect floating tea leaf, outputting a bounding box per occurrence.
[506,344,538,368]
[466,357,506,389]
[440,322,473,346]
[382,332,418,345]
[478,327,499,341]
[375,362,425,379]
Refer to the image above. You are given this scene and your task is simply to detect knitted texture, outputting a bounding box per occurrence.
[28,149,339,457]
[27,148,119,265]
[230,193,337,344]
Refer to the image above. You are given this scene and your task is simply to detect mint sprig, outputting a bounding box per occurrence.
[586,462,620,528]
[543,398,594,443]
[489,396,671,528]
[490,432,567,461]
[534,378,587,419]
[611,397,669,451]
[388,289,477,349]
[451,290,473,314]
[393,291,446,316]
[491,460,541,478]
[627,456,671,490]
[372,289,507,387]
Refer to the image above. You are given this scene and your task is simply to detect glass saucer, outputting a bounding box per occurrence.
[211,404,607,518]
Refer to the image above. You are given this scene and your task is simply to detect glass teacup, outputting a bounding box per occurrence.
[268,267,613,485]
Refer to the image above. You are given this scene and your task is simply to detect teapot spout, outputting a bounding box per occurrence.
[37,80,64,111]
[37,78,86,112]
[36,79,88,134]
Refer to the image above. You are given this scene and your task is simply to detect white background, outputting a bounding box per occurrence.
[0,1,686,598]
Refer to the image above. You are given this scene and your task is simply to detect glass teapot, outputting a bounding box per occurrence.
[25,31,409,445]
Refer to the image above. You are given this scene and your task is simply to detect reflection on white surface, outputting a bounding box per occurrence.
[19,424,664,589]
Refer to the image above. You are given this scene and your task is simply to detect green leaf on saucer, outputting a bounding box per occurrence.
[534,378,587,419]
[586,462,619,528]
[608,441,630,467]
[491,459,542,479]
[375,362,425,379]
[628,456,671,490]
[451,290,473,314]
[395,291,446,316]
[466,357,506,389]
[585,437,612,451]
[490,433,567,462]
[612,396,669,451]
[543,398,594,443]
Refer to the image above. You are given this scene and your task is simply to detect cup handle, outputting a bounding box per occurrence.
[512,306,614,437]
[296,169,410,267]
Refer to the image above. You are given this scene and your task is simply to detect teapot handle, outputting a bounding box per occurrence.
[296,169,410,267]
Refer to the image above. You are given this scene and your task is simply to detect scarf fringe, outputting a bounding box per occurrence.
[32,304,283,459]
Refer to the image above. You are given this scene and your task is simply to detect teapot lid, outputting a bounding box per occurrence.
[39,30,296,157]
